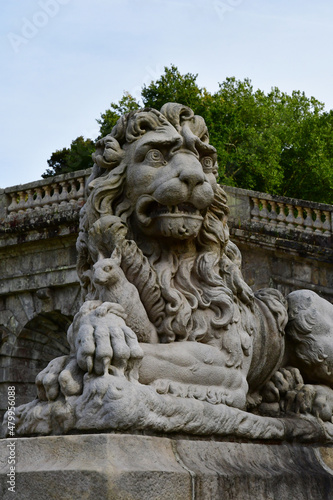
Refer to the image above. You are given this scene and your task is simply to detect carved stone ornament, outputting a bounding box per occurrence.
[5,103,333,442]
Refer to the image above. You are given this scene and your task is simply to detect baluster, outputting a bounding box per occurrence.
[277,202,287,228]
[8,193,16,213]
[268,201,277,226]
[7,193,19,214]
[303,207,313,232]
[285,203,296,229]
[51,183,60,208]
[322,211,331,236]
[313,209,323,234]
[42,185,52,209]
[77,177,85,202]
[259,199,269,224]
[294,205,304,230]
[59,181,70,207]
[17,191,27,213]
[68,179,78,205]
[251,197,260,222]
[33,188,43,211]
[25,189,34,212]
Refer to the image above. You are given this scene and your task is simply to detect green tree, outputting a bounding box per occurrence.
[42,148,69,178]
[278,102,333,202]
[201,78,333,202]
[141,64,204,112]
[204,78,286,193]
[97,92,140,138]
[96,66,206,138]
[42,65,333,203]
[42,136,95,178]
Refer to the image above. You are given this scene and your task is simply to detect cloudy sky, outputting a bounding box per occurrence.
[1,0,333,188]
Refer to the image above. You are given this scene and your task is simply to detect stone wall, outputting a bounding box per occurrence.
[226,185,333,303]
[0,170,332,420]
[0,170,89,420]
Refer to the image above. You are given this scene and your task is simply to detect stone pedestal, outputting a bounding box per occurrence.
[1,434,333,499]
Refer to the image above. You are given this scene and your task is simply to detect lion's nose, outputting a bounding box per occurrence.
[179,166,205,190]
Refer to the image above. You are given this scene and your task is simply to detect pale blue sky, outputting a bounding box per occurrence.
[1,0,333,187]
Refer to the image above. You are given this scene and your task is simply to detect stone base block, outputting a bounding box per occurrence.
[1,433,333,499]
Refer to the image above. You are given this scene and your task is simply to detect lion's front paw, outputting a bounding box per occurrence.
[73,301,144,379]
[36,355,69,401]
[58,357,84,397]
[35,355,84,401]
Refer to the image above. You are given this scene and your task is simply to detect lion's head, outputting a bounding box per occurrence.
[84,103,227,241]
[77,103,254,347]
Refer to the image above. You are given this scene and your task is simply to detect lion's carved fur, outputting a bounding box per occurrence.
[11,104,333,440]
[77,105,256,350]
[75,103,287,388]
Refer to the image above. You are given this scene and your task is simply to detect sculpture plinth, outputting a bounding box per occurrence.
[1,434,333,500]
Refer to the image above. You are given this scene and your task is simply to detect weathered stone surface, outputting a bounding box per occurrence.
[2,103,331,445]
[1,434,333,499]
[286,290,333,386]
[1,169,332,421]
[0,172,90,419]
[237,238,333,303]
[1,104,333,498]
[0,105,288,439]
[225,184,333,303]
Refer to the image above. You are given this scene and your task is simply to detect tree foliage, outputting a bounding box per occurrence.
[97,92,140,138]
[42,136,95,178]
[204,79,333,201]
[142,64,204,111]
[43,66,333,204]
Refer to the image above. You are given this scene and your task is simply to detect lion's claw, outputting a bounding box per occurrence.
[36,355,84,402]
[73,300,142,380]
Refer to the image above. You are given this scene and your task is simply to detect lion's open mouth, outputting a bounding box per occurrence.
[136,196,204,226]
[149,202,201,218]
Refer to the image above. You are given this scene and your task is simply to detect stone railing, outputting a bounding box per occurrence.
[1,172,332,240]
[224,186,333,238]
[0,169,92,221]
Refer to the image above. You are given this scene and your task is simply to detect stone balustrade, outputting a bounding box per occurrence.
[224,185,333,238]
[0,169,92,221]
[1,171,332,240]
[250,195,332,236]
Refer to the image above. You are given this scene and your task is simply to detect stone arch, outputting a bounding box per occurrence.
[0,312,71,421]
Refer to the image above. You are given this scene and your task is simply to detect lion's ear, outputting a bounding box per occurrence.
[92,136,124,170]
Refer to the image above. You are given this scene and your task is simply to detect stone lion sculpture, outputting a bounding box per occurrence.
[8,104,333,441]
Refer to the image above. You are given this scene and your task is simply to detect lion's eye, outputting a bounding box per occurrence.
[145,149,166,165]
[201,156,214,171]
[104,266,112,272]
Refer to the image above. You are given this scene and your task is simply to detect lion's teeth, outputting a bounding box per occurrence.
[148,201,201,217]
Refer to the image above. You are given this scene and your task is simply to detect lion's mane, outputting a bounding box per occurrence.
[77,104,254,350]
